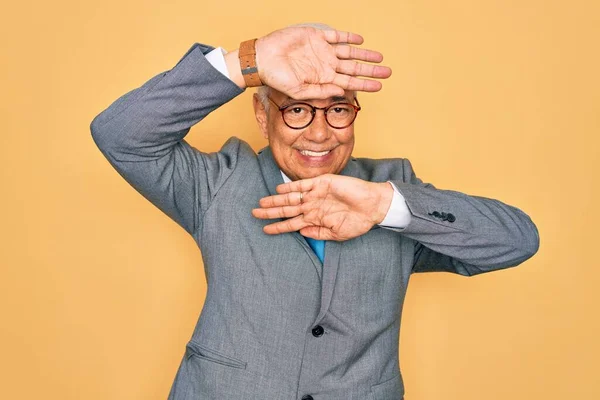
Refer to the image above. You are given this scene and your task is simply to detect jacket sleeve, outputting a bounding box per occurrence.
[90,43,244,236]
[387,159,540,276]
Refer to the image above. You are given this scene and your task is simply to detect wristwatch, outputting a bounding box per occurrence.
[238,38,263,87]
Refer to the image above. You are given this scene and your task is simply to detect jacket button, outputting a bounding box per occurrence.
[430,211,441,218]
[312,325,324,337]
[302,396,314,400]
[446,213,456,222]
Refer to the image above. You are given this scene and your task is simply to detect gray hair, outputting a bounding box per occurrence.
[256,23,335,112]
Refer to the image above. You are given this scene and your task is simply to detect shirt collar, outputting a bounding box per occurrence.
[280,171,292,183]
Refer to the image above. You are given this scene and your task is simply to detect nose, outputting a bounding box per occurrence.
[303,110,331,143]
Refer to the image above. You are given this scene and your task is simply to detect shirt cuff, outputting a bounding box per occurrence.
[378,182,412,228]
[205,47,230,79]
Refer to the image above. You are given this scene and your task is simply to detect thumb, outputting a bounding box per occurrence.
[299,226,333,240]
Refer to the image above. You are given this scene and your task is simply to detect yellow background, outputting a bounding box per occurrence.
[1,0,598,398]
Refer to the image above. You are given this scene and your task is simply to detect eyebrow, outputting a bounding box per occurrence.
[281,96,351,107]
[331,96,350,102]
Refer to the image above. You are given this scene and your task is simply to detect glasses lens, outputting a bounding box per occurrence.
[282,104,314,128]
[326,104,356,128]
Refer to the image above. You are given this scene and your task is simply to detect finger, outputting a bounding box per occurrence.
[334,45,383,63]
[288,83,345,101]
[322,30,364,45]
[259,192,302,208]
[276,179,316,194]
[332,74,385,92]
[299,226,334,241]
[335,60,393,79]
[252,205,303,220]
[263,215,310,235]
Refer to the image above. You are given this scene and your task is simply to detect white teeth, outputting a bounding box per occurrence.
[300,150,330,157]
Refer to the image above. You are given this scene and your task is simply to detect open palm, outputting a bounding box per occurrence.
[252,174,394,241]
[256,27,392,99]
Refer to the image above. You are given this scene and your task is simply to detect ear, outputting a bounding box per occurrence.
[253,94,269,139]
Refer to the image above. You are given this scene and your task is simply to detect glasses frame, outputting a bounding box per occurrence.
[267,96,361,130]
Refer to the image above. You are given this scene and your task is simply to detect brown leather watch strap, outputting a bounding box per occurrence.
[239,38,263,87]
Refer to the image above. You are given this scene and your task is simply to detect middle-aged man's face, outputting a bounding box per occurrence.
[253,88,356,181]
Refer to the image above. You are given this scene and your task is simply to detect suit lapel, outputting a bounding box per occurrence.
[314,157,361,323]
[257,146,323,280]
[257,148,371,324]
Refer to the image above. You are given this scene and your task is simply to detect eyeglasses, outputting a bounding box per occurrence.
[267,96,361,129]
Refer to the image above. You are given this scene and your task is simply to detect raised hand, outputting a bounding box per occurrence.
[252,174,394,241]
[253,26,392,100]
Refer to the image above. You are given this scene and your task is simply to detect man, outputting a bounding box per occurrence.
[91,25,539,400]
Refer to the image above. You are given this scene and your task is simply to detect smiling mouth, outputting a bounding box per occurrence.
[299,149,331,157]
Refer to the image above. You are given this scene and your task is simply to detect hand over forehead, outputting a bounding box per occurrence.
[256,26,392,100]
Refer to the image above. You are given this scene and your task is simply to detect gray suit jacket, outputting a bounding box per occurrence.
[90,43,539,400]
